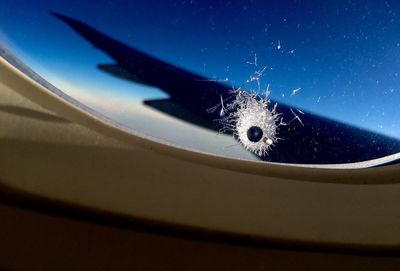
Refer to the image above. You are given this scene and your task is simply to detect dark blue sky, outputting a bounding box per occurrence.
[2,0,400,138]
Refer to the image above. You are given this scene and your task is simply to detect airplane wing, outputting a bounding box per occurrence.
[53,13,400,164]
[52,12,231,121]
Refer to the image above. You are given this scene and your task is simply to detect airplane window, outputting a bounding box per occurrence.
[1,0,400,165]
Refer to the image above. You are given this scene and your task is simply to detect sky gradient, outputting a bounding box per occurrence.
[1,0,400,155]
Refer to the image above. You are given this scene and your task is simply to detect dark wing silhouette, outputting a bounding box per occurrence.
[53,12,230,128]
[53,12,400,164]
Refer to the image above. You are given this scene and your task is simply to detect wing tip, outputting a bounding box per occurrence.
[51,11,86,29]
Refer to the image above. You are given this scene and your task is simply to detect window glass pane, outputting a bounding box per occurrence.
[2,0,400,165]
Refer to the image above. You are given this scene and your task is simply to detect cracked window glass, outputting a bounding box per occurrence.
[1,0,400,166]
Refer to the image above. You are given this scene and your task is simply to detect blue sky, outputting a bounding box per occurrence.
[1,0,400,139]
